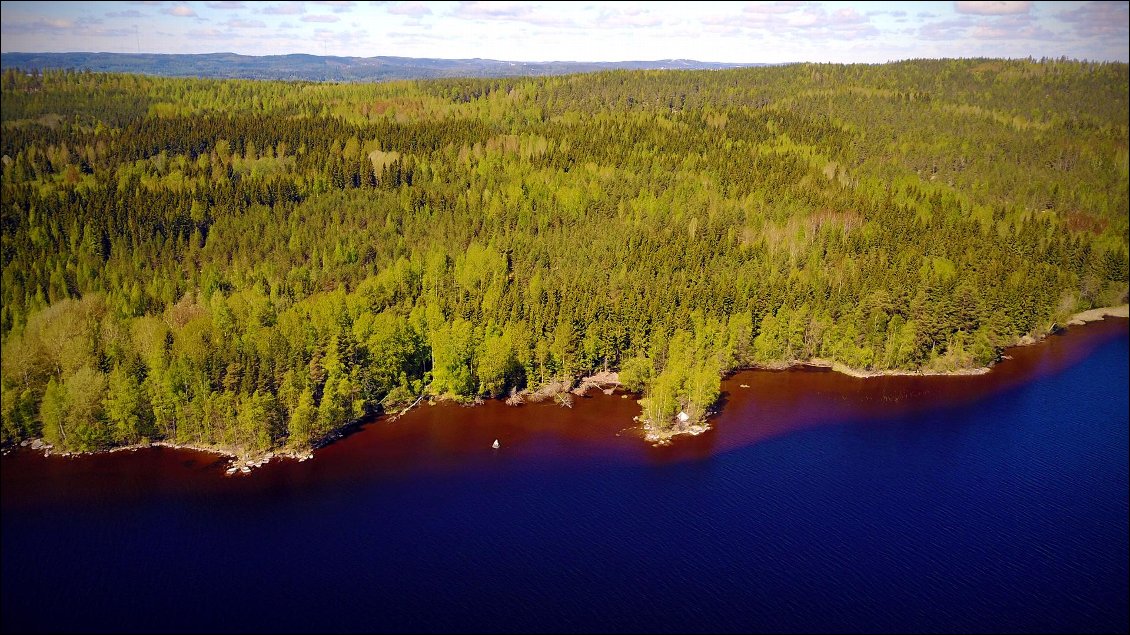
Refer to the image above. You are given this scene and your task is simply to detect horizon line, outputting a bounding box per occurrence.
[2,51,1125,66]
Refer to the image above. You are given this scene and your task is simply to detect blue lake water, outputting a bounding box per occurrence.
[3,321,1128,633]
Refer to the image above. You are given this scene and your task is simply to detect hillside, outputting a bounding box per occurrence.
[0,52,758,82]
[1,59,1127,456]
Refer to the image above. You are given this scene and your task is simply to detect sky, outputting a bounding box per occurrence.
[0,1,1127,63]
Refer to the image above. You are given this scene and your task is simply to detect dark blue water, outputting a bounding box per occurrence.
[3,328,1128,633]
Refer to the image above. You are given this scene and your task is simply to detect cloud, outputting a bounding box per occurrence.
[302,14,341,22]
[711,3,878,40]
[965,13,1052,40]
[186,25,288,44]
[598,7,664,28]
[263,2,306,15]
[744,1,810,15]
[923,5,1058,42]
[1,16,134,39]
[454,1,534,20]
[163,4,198,17]
[206,1,246,8]
[186,27,229,39]
[308,25,370,48]
[106,10,144,18]
[313,0,356,11]
[387,29,445,41]
[224,18,267,28]
[1057,1,1130,40]
[387,1,432,16]
[954,1,1032,16]
[831,8,867,24]
[918,17,976,40]
[322,26,365,38]
[703,23,743,36]
[1,18,75,33]
[451,2,577,28]
[970,23,1051,39]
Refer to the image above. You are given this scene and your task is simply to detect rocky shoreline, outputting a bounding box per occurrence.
[642,421,712,445]
[9,437,316,475]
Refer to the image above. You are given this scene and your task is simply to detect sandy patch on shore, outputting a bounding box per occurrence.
[1066,304,1129,325]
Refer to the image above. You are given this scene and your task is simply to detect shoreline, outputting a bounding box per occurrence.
[6,305,1127,462]
[744,303,1129,380]
[628,304,1129,443]
[643,421,712,445]
[12,438,316,475]
[1063,304,1129,326]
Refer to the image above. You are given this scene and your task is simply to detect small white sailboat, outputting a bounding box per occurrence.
[492,439,500,449]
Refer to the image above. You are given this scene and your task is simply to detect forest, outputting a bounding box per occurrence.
[1,58,1127,456]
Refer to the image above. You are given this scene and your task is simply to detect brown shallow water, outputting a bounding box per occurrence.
[3,317,1127,509]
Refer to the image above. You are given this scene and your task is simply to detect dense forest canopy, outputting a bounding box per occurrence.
[1,58,1127,455]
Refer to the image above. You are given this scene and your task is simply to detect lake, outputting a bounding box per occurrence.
[3,318,1127,633]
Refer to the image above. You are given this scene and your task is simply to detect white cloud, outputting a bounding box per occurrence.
[1,18,75,33]
[164,5,198,17]
[744,1,810,15]
[598,7,664,28]
[954,1,1032,16]
[454,1,534,20]
[971,24,1045,39]
[450,2,591,28]
[225,18,267,28]
[387,1,431,16]
[1,16,135,40]
[711,3,880,41]
[263,2,306,15]
[187,27,228,38]
[918,17,976,40]
[312,1,356,12]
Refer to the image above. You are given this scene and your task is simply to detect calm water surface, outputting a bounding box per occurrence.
[3,319,1128,633]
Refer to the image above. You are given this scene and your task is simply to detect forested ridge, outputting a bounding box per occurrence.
[1,58,1127,455]
[0,52,756,82]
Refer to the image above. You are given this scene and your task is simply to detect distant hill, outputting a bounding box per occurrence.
[0,52,764,81]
